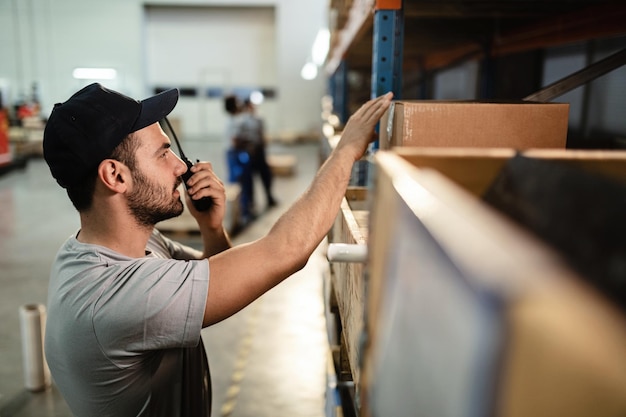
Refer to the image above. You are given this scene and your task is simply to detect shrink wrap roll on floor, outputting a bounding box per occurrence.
[19,304,50,391]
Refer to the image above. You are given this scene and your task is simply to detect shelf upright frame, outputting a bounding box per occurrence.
[329,60,350,125]
[371,0,404,99]
[371,0,404,149]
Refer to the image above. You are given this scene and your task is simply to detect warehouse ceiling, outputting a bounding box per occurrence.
[327,0,626,73]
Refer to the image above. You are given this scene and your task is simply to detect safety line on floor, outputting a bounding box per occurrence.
[220,300,262,417]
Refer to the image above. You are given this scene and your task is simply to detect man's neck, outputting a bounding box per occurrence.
[78,211,153,258]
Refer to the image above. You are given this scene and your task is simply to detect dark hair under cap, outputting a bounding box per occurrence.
[43,83,179,188]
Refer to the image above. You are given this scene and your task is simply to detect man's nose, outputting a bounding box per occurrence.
[174,153,189,177]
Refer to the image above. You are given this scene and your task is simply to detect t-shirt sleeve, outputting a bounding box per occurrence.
[93,257,209,357]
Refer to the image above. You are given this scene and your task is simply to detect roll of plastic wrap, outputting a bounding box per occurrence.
[19,304,50,391]
[326,243,368,263]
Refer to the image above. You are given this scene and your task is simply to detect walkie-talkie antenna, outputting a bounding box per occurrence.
[162,116,214,211]
[163,116,186,160]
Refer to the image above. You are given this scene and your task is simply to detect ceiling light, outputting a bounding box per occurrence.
[311,28,330,66]
[301,62,318,80]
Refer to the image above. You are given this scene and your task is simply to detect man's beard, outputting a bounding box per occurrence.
[127,169,184,228]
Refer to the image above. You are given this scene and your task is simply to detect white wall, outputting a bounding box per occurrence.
[145,6,277,138]
[0,0,328,139]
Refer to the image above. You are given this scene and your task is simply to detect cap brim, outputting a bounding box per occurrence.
[131,88,179,132]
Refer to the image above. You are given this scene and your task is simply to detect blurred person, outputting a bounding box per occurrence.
[42,82,393,417]
[237,98,277,210]
[223,94,254,223]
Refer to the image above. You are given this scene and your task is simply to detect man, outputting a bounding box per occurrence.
[42,83,392,417]
[223,94,254,223]
[236,98,277,211]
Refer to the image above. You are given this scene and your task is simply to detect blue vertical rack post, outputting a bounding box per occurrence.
[355,0,404,187]
[371,0,404,99]
[371,0,404,149]
[329,60,349,125]
[355,1,405,410]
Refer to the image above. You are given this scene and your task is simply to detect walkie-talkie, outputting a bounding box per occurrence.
[163,117,214,211]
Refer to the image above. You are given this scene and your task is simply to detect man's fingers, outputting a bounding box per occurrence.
[352,92,393,123]
[186,162,225,197]
[362,92,393,121]
[190,175,224,196]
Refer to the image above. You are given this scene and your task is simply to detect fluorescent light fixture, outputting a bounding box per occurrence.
[311,28,330,66]
[300,62,318,80]
[72,68,117,80]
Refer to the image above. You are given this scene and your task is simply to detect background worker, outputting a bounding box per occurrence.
[237,98,277,210]
[223,94,254,223]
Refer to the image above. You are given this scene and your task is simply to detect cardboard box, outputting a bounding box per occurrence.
[327,187,369,390]
[379,100,569,150]
[360,149,626,417]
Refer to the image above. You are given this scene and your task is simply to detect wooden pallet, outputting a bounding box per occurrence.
[267,154,297,177]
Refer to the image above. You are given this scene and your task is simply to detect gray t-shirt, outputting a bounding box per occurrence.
[237,112,263,145]
[225,114,243,150]
[45,229,209,417]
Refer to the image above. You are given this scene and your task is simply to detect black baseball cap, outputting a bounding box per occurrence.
[43,83,179,188]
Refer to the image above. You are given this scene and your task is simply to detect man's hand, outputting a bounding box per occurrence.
[184,161,226,230]
[335,92,394,161]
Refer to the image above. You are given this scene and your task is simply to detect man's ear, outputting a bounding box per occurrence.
[97,159,130,193]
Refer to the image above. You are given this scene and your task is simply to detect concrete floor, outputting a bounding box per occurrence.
[0,139,330,417]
